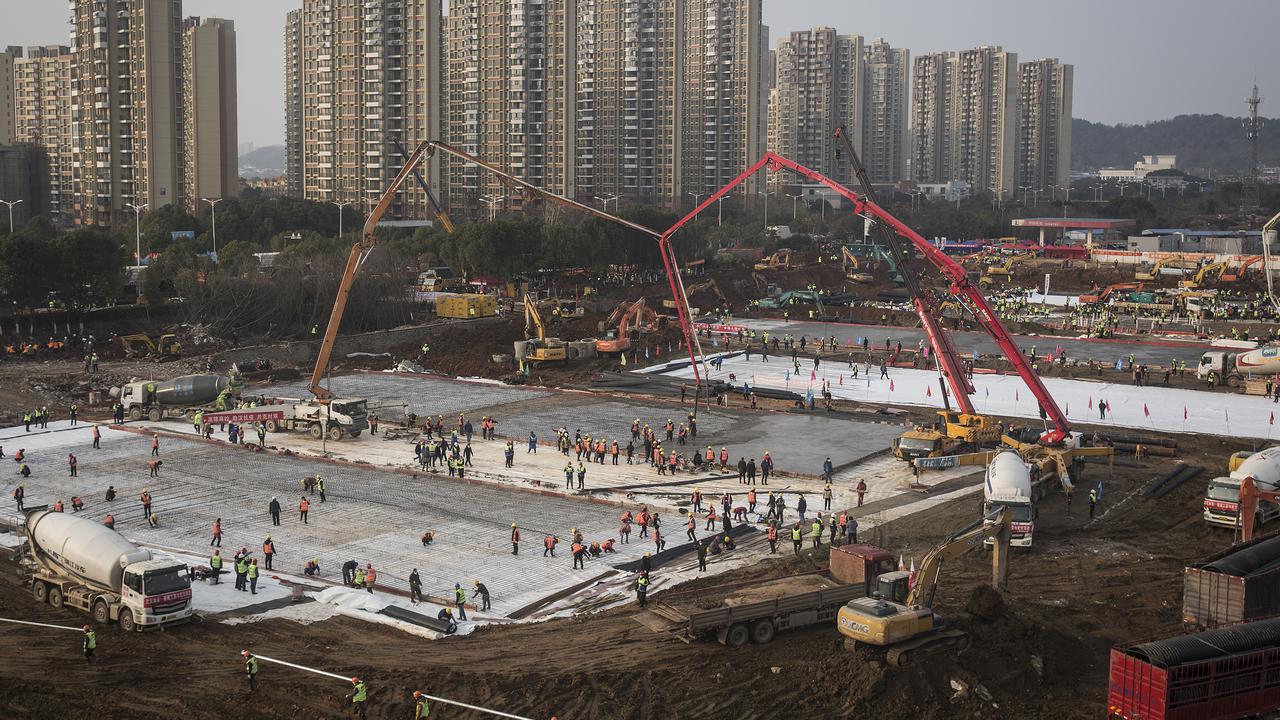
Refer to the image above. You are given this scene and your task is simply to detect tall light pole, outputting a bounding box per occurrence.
[126,202,148,265]
[594,193,619,212]
[687,191,705,212]
[330,200,352,238]
[0,199,22,234]
[716,194,730,226]
[786,192,802,219]
[480,194,504,221]
[757,191,769,228]
[201,197,222,257]
[1020,186,1031,205]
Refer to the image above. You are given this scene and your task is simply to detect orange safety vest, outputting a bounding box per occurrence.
[263,540,274,555]
[767,526,778,540]
[212,521,221,535]
[299,499,310,511]
[544,536,556,549]
[365,568,376,584]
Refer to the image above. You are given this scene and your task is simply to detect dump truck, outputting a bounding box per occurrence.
[1183,531,1280,630]
[1108,616,1280,720]
[20,509,192,631]
[1203,446,1280,528]
[983,450,1036,547]
[112,374,235,422]
[649,568,887,648]
[1197,346,1280,386]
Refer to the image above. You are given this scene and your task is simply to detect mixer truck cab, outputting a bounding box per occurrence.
[983,451,1035,547]
[22,510,192,631]
[1204,447,1280,529]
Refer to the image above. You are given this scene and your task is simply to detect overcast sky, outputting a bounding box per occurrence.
[8,0,1276,149]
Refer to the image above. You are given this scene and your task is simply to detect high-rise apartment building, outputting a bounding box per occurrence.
[181,17,237,212]
[13,46,74,221]
[766,31,908,188]
[678,0,768,200]
[443,0,766,215]
[295,0,443,220]
[283,9,303,199]
[861,38,909,184]
[911,46,1017,198]
[0,47,16,145]
[68,0,184,225]
[1016,58,1073,193]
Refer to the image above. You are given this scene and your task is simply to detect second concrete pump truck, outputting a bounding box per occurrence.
[657,139,1074,449]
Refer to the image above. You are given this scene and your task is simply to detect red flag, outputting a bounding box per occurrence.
[1089,397,1094,410]
[1143,403,1150,418]
[926,386,932,397]
[811,370,816,381]
[1184,406,1188,420]
[1065,402,1069,415]
[1272,412,1275,426]
[889,380,895,392]
[839,374,843,385]
[1016,389,1020,402]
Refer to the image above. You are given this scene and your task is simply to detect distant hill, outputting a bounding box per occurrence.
[239,145,285,178]
[1072,114,1278,173]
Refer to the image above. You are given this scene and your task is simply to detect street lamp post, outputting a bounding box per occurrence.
[330,200,352,239]
[687,191,705,212]
[594,193,619,213]
[716,195,730,226]
[201,197,222,257]
[0,199,23,234]
[1020,186,1031,205]
[126,202,148,266]
[479,194,504,221]
[757,191,769,228]
[786,192,802,219]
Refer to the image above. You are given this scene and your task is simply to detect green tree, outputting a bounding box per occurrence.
[49,228,125,308]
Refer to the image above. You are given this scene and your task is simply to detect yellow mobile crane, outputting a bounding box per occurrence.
[836,509,1012,667]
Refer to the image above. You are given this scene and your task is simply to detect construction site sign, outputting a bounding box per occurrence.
[201,409,286,424]
[693,322,747,334]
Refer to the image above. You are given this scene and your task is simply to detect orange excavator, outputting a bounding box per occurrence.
[1221,256,1263,283]
[1237,475,1280,543]
[596,298,660,354]
[1079,282,1144,305]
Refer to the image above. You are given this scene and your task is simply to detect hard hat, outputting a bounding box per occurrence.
[351,677,360,684]
[511,523,517,527]
[455,582,460,588]
[413,691,423,699]
[266,534,271,539]
[83,624,91,631]
[241,650,251,656]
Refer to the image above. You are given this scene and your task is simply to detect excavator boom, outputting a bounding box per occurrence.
[906,508,1012,608]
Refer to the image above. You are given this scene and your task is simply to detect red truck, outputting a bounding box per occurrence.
[1108,616,1280,720]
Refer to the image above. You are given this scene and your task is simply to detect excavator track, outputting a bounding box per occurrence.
[885,629,969,667]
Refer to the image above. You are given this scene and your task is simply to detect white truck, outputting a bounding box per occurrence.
[21,510,193,630]
[1197,346,1280,386]
[202,397,370,441]
[983,450,1035,547]
[1204,447,1280,528]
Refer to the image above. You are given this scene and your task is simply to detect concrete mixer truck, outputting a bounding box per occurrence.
[20,510,192,630]
[1196,346,1280,386]
[112,373,238,422]
[1204,446,1280,529]
[983,450,1036,547]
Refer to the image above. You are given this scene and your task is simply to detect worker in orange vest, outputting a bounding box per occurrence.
[363,564,376,593]
[510,523,520,555]
[686,514,697,542]
[767,522,779,553]
[262,536,276,570]
[747,488,757,514]
[571,541,585,569]
[298,496,310,524]
[211,518,222,547]
[719,447,729,471]
[543,534,557,557]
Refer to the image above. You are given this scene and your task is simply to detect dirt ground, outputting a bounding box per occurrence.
[0,422,1256,719]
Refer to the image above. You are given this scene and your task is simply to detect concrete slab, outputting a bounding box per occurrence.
[262,373,551,422]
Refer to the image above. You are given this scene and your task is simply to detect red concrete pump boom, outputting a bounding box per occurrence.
[659,152,1071,445]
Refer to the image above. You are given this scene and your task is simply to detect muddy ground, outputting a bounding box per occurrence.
[0,422,1256,720]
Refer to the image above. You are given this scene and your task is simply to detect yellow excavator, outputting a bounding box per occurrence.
[841,246,875,283]
[1135,256,1195,281]
[117,333,181,359]
[522,295,567,363]
[891,411,1004,463]
[753,249,795,271]
[836,509,1012,666]
[1179,261,1228,289]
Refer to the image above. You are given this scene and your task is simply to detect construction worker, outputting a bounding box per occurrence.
[454,583,468,620]
[316,476,326,502]
[1089,487,1098,519]
[53,499,63,513]
[68,453,77,477]
[82,625,96,664]
[147,458,161,477]
[91,424,100,449]
[347,678,369,719]
[791,524,803,555]
[409,568,423,604]
[474,580,490,611]
[691,488,702,513]
[151,433,160,457]
[140,489,152,520]
[543,534,557,557]
[719,447,729,472]
[364,564,377,593]
[572,540,585,569]
[12,483,22,511]
[211,518,222,547]
[811,517,823,548]
[564,462,574,489]
[856,479,867,507]
[413,690,430,719]
[210,550,223,583]
[103,514,114,529]
[242,651,258,693]
[576,461,586,489]
[823,483,833,511]
[697,541,708,572]
[767,522,778,554]
[354,565,366,590]
[298,496,310,524]
[511,523,521,555]
[248,559,259,595]
[747,488,757,514]
[635,573,649,607]
[262,536,275,570]
[269,497,281,526]
[686,514,697,542]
